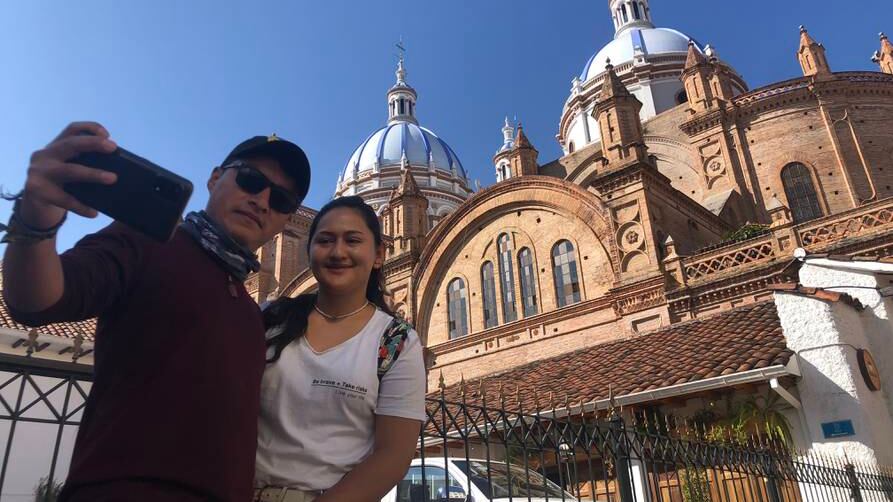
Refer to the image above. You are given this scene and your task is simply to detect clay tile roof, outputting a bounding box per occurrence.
[767,282,865,311]
[807,253,893,264]
[0,268,96,341]
[433,301,791,409]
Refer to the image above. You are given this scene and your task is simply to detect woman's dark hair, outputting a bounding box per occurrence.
[264,196,393,362]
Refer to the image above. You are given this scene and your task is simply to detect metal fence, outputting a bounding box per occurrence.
[412,385,893,502]
[0,353,91,501]
[3,352,893,502]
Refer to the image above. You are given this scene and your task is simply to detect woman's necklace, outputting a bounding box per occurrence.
[314,300,370,321]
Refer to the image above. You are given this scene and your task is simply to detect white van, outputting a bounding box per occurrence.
[381,457,579,502]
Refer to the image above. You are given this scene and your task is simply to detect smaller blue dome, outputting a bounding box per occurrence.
[343,122,466,181]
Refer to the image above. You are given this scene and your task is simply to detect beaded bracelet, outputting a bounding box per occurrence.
[0,196,66,244]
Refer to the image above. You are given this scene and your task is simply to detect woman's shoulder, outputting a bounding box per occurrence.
[373,310,417,336]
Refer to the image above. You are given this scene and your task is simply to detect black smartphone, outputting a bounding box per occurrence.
[65,142,193,242]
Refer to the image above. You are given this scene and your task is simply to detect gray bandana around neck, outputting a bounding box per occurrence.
[181,211,260,281]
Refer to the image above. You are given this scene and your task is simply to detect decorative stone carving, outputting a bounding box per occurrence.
[618,222,646,253]
[612,288,666,316]
[613,203,650,273]
[698,141,726,189]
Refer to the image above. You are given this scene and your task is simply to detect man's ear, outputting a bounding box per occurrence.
[207,167,223,193]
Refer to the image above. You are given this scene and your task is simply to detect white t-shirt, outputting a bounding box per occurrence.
[255,309,427,490]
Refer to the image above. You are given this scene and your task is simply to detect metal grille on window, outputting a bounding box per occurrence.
[447,278,468,339]
[518,248,538,317]
[552,240,581,308]
[480,262,499,329]
[781,162,823,223]
[497,234,518,322]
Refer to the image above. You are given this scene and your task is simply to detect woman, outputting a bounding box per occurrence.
[254,196,426,502]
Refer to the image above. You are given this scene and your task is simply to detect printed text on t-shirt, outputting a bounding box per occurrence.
[312,378,368,400]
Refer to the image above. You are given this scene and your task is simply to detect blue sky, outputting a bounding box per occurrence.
[0,0,888,252]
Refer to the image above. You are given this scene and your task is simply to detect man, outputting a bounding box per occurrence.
[2,122,311,501]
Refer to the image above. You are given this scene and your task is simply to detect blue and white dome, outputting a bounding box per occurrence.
[557,0,744,156]
[343,122,466,181]
[335,54,471,226]
[581,27,700,82]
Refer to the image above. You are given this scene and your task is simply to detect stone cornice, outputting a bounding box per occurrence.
[337,165,471,200]
[679,107,728,136]
[731,72,893,117]
[383,252,418,275]
[667,264,795,314]
[588,161,731,236]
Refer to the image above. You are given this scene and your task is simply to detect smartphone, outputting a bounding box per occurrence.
[65,143,193,242]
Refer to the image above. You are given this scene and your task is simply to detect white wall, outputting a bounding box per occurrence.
[799,261,893,422]
[774,260,893,465]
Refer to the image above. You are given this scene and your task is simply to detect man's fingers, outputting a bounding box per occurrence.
[54,162,117,184]
[33,184,99,218]
[43,134,117,162]
[52,121,110,143]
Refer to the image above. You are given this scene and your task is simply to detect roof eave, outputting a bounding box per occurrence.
[552,363,798,417]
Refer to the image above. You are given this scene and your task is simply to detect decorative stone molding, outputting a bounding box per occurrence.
[611,286,666,316]
[798,201,893,251]
[683,237,776,282]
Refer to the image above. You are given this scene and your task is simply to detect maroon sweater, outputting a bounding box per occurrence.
[6,223,265,501]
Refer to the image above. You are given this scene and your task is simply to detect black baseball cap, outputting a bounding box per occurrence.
[221,134,311,204]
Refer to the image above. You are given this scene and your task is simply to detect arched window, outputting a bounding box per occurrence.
[518,248,538,317]
[552,240,582,308]
[620,4,628,22]
[481,262,498,329]
[568,141,576,153]
[497,233,518,322]
[447,278,468,339]
[631,1,641,19]
[781,163,823,223]
[676,90,688,105]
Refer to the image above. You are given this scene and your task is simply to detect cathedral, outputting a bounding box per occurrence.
[252,0,893,381]
[5,0,893,467]
[237,1,893,460]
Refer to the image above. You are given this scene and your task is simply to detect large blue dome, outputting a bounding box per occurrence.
[343,121,467,181]
[581,27,701,82]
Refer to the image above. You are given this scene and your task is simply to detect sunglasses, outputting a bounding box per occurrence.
[221,160,299,214]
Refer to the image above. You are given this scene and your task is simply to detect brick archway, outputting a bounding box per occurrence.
[412,176,618,344]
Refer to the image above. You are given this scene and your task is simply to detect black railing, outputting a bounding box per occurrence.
[413,387,893,502]
[0,353,92,502]
[3,352,893,502]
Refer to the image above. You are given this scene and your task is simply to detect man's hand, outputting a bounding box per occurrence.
[20,121,118,229]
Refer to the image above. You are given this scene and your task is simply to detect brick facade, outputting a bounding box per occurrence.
[267,31,893,390]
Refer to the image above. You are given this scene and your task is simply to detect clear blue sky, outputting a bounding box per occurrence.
[0,0,887,252]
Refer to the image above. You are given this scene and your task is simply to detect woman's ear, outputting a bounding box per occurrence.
[373,242,385,269]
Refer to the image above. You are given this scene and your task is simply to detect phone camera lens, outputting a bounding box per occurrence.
[154,178,181,201]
